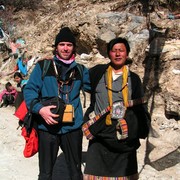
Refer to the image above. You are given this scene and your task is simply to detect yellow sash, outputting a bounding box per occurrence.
[106,65,128,125]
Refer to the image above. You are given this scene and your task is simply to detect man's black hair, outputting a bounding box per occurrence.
[107,37,130,57]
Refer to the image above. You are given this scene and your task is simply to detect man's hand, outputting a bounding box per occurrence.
[39,106,59,125]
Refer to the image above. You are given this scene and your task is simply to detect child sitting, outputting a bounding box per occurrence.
[0,82,17,108]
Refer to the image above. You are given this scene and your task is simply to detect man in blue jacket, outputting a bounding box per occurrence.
[23,27,91,180]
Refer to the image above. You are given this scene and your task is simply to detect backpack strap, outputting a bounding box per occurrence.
[77,63,86,108]
[41,60,87,108]
[41,59,52,80]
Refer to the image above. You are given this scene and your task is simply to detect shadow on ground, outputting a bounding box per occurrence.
[52,151,87,180]
[150,147,180,171]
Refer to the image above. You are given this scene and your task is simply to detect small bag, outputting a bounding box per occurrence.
[62,104,74,123]
[41,96,65,122]
[21,126,38,158]
[21,100,39,158]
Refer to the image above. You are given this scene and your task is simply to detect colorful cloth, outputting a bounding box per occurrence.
[83,97,145,141]
[116,119,128,140]
[82,106,111,140]
[83,173,139,180]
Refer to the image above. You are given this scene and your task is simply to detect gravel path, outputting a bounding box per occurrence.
[0,106,179,180]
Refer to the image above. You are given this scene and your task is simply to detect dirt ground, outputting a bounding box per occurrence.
[0,105,179,180]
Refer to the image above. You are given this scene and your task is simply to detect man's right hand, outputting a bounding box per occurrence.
[39,106,59,125]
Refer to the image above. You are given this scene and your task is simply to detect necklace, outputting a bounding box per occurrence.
[104,72,128,93]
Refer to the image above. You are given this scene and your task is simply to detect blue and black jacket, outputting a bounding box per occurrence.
[23,57,91,134]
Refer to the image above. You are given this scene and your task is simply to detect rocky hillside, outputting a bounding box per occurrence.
[0,0,179,179]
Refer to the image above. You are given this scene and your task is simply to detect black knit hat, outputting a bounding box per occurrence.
[54,27,76,47]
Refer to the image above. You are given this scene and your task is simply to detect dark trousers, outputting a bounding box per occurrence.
[2,94,14,106]
[38,129,83,180]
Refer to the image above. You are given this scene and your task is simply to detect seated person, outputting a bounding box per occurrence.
[0,82,17,108]
[14,72,28,91]
[13,72,28,110]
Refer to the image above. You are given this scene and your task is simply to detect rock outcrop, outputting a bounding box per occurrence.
[0,0,179,179]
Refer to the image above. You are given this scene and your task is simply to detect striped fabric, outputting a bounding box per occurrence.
[116,119,128,140]
[83,173,139,180]
[82,97,145,140]
[82,106,111,140]
[82,123,94,140]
